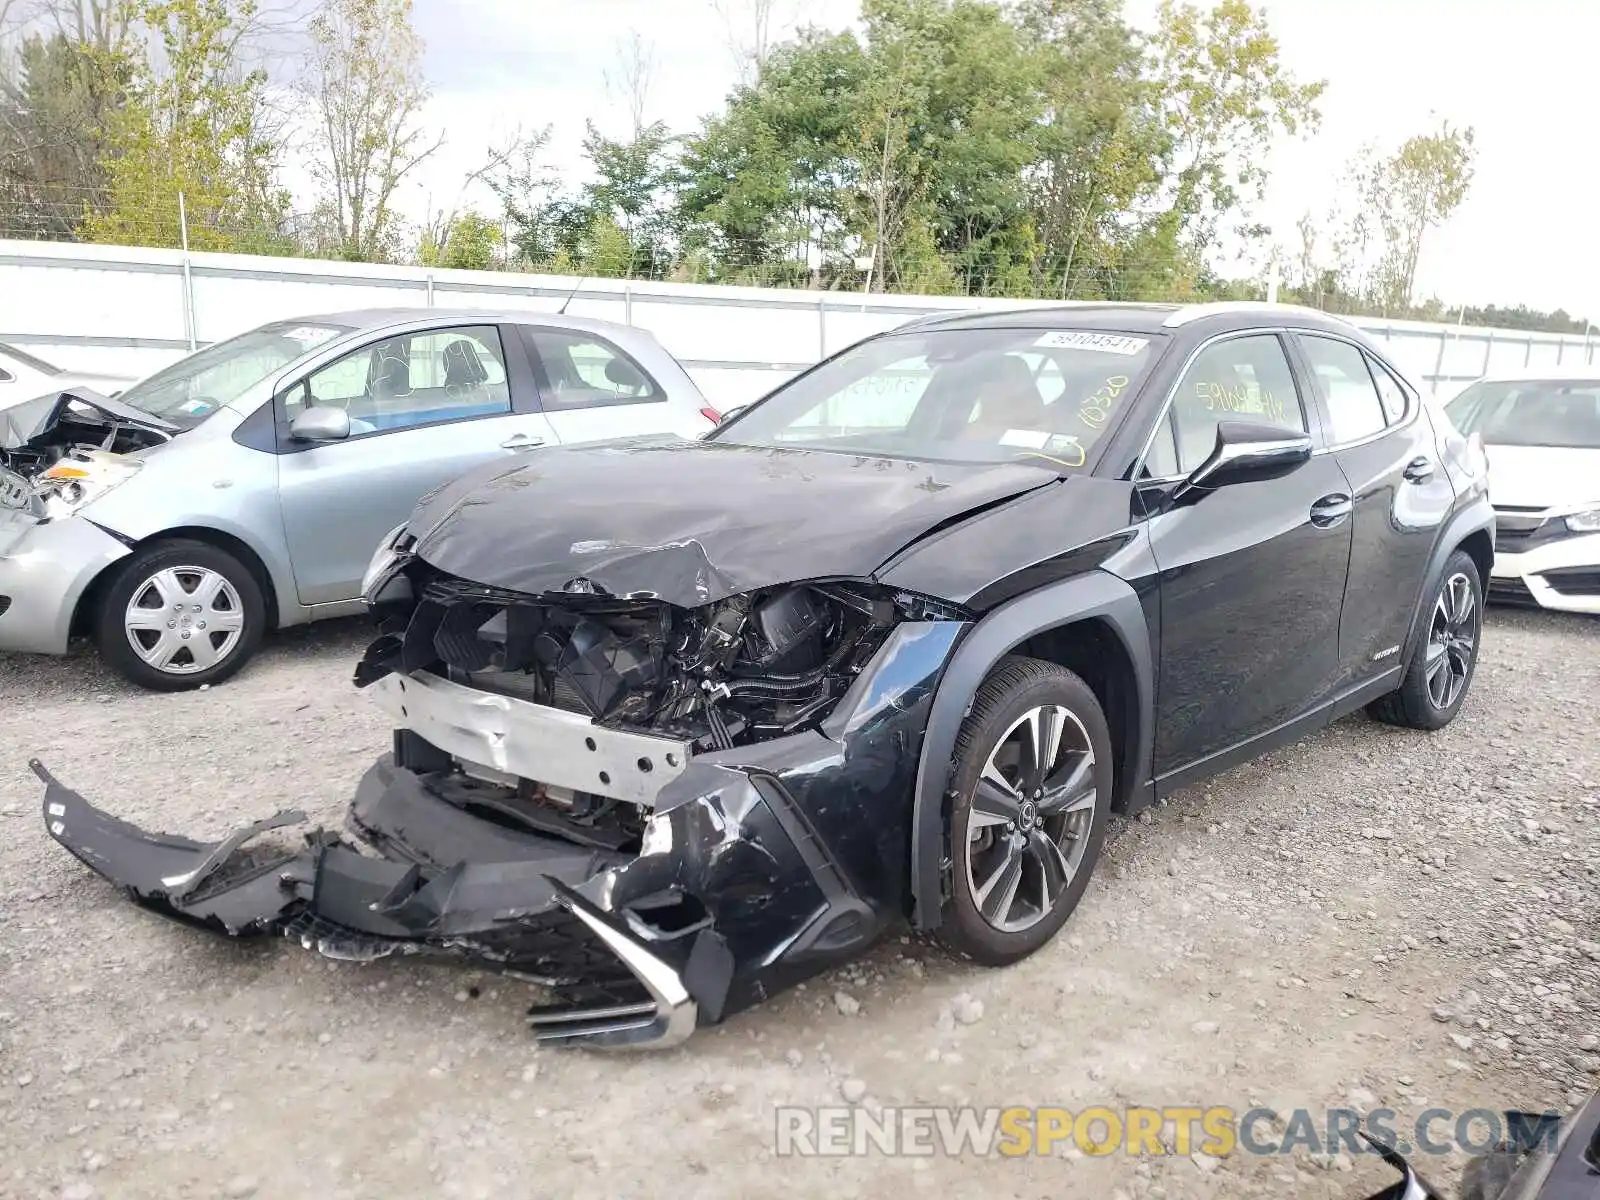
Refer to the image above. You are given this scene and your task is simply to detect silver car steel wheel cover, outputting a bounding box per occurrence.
[124,566,246,675]
[963,703,1097,934]
[1425,570,1476,710]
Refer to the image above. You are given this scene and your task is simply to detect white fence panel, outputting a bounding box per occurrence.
[2,239,1596,409]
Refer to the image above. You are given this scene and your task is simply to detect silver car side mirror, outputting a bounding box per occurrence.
[289,405,352,442]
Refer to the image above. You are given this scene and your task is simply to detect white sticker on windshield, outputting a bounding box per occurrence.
[1033,331,1149,356]
[998,428,1050,449]
[285,326,339,345]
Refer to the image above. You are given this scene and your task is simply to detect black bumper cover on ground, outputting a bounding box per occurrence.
[35,620,966,1047]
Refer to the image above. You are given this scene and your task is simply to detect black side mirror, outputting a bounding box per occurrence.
[1170,420,1312,505]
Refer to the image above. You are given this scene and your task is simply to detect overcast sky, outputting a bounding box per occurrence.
[395,0,1595,319]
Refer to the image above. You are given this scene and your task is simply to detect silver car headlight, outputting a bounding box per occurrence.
[361,523,414,603]
[36,453,141,520]
[1565,506,1600,533]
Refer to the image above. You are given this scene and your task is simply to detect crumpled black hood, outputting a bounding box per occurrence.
[407,435,1058,605]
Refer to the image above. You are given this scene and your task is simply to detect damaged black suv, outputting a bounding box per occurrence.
[40,302,1494,1048]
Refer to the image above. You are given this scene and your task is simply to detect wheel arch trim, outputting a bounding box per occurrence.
[1399,499,1494,669]
[73,523,285,638]
[908,568,1154,929]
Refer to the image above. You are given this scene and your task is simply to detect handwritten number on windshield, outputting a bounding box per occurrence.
[1079,375,1129,429]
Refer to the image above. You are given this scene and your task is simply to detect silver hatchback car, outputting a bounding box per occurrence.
[0,308,719,689]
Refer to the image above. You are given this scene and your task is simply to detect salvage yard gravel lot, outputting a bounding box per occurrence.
[1,608,1596,1200]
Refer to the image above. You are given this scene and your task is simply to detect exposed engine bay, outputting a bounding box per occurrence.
[362,572,924,746]
[354,561,964,855]
[0,390,172,479]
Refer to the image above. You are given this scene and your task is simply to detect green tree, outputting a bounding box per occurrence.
[0,32,134,239]
[1147,0,1324,253]
[1365,121,1476,311]
[302,0,441,261]
[1014,0,1166,298]
[420,209,500,271]
[82,0,289,253]
[580,119,679,276]
[676,29,866,277]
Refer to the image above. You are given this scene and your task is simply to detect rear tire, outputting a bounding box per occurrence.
[1367,549,1483,731]
[96,539,265,691]
[936,656,1113,966]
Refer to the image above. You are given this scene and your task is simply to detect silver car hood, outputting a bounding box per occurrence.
[0,387,178,451]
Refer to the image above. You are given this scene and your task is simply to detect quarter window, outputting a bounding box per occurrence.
[1300,335,1387,443]
[524,328,661,409]
[1146,334,1305,476]
[286,325,511,436]
[1366,356,1411,424]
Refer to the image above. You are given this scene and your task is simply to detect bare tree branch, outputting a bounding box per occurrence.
[708,0,789,88]
[603,29,654,140]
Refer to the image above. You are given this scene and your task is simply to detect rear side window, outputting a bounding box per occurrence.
[1300,335,1386,444]
[524,328,662,410]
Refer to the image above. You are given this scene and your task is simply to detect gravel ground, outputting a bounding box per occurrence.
[1,607,1596,1200]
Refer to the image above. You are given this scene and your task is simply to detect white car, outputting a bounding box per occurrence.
[0,342,134,410]
[1445,367,1600,613]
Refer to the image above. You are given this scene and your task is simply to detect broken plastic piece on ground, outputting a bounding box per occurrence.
[34,756,703,1048]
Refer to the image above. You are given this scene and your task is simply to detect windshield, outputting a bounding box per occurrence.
[0,343,63,375]
[117,320,353,427]
[712,327,1161,469]
[1446,379,1600,449]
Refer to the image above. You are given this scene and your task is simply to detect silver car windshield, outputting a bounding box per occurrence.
[711,327,1161,470]
[1446,380,1600,449]
[116,320,353,428]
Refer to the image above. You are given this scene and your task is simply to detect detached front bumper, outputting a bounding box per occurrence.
[36,756,701,1048]
[39,620,966,1046]
[0,510,130,654]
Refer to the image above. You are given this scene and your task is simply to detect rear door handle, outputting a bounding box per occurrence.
[1310,493,1353,527]
[501,433,546,451]
[1403,456,1434,483]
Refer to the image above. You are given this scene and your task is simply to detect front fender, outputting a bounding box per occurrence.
[907,569,1154,929]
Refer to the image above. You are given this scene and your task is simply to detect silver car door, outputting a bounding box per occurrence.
[275,322,558,606]
[516,325,712,444]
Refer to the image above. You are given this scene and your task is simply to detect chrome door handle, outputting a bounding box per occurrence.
[1403,456,1434,483]
[501,434,546,451]
[1310,493,1353,527]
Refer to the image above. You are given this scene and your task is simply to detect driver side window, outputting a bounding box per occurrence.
[285,325,511,435]
[1143,334,1306,477]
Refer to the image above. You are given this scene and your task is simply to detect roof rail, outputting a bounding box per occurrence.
[894,308,977,331]
[894,300,1178,332]
[1160,301,1355,329]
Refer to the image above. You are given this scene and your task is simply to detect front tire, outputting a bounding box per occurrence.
[95,539,265,691]
[936,656,1113,966]
[1367,549,1483,731]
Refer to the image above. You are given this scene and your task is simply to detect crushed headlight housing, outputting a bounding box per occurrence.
[1565,506,1600,533]
[361,523,416,604]
[36,451,141,520]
